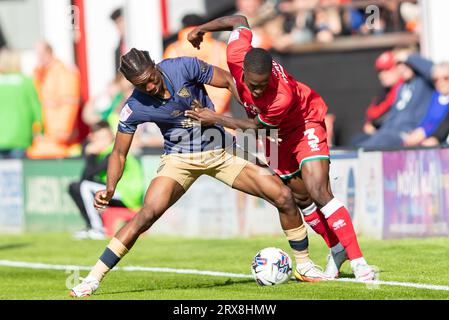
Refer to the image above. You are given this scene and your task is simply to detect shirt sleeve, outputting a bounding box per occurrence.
[257,93,293,128]
[430,110,449,142]
[420,93,447,137]
[117,103,145,135]
[182,57,214,85]
[227,27,253,78]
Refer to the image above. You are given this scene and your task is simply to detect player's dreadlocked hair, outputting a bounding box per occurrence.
[119,48,156,86]
[244,48,273,75]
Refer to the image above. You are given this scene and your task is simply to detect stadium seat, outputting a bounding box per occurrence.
[101,207,136,237]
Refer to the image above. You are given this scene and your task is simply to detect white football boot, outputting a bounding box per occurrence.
[352,263,376,282]
[70,276,100,297]
[324,248,348,279]
[294,262,333,282]
[73,229,106,240]
[73,230,90,240]
[87,229,106,240]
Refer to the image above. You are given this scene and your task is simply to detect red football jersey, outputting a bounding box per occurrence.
[227,27,328,137]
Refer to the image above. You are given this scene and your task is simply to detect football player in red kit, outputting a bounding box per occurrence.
[186,15,376,281]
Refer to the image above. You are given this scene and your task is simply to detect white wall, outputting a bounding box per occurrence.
[84,0,165,98]
[126,0,163,63]
[167,0,206,33]
[40,0,75,66]
[420,0,449,63]
[84,0,125,98]
[0,0,41,51]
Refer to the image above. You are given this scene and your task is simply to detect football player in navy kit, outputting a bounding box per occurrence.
[70,48,329,297]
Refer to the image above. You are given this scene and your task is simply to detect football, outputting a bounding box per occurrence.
[251,247,293,286]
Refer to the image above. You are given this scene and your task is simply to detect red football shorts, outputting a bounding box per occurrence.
[265,121,330,180]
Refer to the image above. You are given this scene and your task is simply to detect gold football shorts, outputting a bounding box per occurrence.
[155,147,249,191]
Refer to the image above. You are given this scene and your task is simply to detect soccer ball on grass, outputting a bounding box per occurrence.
[251,247,292,286]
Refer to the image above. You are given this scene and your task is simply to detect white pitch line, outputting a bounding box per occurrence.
[1,260,449,292]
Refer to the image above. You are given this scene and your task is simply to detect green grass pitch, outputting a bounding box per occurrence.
[0,233,448,300]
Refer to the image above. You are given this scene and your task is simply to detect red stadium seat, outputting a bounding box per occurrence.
[101,207,136,237]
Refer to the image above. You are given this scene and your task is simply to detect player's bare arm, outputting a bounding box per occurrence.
[94,132,133,210]
[185,107,263,130]
[188,15,249,49]
[209,66,242,105]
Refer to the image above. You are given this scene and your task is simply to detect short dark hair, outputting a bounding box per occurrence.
[91,120,111,133]
[244,48,272,75]
[181,14,205,28]
[119,48,155,85]
[110,8,123,22]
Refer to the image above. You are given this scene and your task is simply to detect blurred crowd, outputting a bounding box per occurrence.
[223,0,420,52]
[350,48,449,149]
[0,0,442,163]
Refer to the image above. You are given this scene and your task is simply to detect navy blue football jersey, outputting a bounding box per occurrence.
[118,57,233,154]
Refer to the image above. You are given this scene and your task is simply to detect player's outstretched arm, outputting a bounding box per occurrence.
[94,132,134,210]
[209,66,242,105]
[185,108,263,131]
[188,15,250,49]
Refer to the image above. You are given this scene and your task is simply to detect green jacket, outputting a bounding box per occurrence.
[96,144,144,211]
[0,74,42,149]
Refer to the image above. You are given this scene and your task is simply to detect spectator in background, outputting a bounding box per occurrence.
[82,73,133,131]
[164,14,232,115]
[27,41,81,159]
[0,49,42,159]
[69,121,144,240]
[358,53,434,149]
[226,0,275,49]
[400,2,421,35]
[314,0,343,43]
[403,62,449,147]
[341,4,366,36]
[426,110,449,147]
[365,51,404,134]
[350,50,403,146]
[358,5,391,35]
[111,7,127,74]
[271,0,317,51]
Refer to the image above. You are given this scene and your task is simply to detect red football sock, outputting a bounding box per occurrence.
[321,199,363,260]
[302,203,340,248]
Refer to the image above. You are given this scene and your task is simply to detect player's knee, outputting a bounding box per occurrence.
[293,192,312,208]
[136,205,159,232]
[308,185,333,207]
[274,187,296,212]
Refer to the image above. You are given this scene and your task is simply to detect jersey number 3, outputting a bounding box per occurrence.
[304,128,320,152]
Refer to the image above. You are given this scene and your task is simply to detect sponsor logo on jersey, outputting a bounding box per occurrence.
[228,29,241,44]
[244,102,261,115]
[177,87,191,98]
[119,104,133,122]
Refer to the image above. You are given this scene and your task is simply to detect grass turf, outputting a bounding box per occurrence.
[0,233,448,300]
